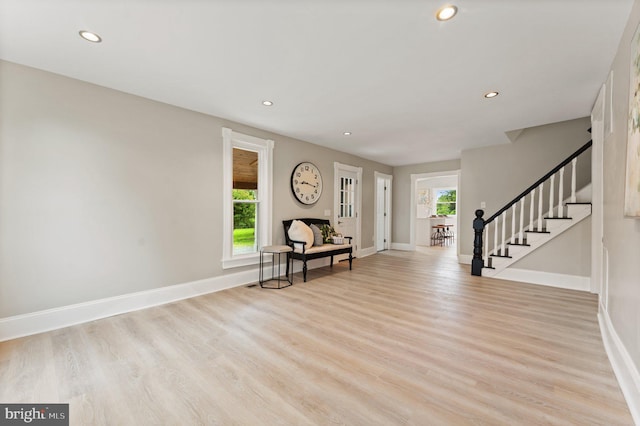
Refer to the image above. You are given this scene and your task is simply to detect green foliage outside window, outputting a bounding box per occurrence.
[233,189,257,252]
[233,190,257,229]
[436,189,456,215]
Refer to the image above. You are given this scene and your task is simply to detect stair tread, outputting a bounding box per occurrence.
[490,254,513,258]
[507,242,531,246]
[565,202,592,205]
[525,230,550,234]
[544,217,573,220]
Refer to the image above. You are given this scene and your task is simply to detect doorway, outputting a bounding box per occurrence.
[334,162,362,259]
[375,172,392,252]
[410,170,460,255]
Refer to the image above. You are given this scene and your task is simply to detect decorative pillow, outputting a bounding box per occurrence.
[310,224,324,246]
[288,220,314,251]
[320,224,337,243]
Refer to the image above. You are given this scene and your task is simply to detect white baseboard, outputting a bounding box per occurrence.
[0,268,259,342]
[391,242,412,251]
[493,268,590,291]
[359,246,377,258]
[599,307,640,424]
[0,257,340,342]
[458,254,472,265]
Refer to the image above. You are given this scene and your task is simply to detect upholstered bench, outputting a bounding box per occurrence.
[283,218,353,282]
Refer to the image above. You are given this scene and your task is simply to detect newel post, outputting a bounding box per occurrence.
[471,209,485,276]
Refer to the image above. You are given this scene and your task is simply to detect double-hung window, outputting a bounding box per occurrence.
[222,128,273,269]
[434,188,457,215]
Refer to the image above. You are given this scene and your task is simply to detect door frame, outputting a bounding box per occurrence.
[334,162,362,257]
[410,170,460,255]
[374,172,393,251]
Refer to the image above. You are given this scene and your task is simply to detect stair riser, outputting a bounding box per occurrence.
[545,220,572,231]
[567,204,591,217]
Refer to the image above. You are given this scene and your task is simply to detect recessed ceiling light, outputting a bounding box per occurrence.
[436,5,458,21]
[343,132,352,136]
[262,100,273,106]
[79,30,102,43]
[484,91,499,98]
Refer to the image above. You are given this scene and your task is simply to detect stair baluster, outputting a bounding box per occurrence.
[558,167,565,217]
[548,174,555,218]
[537,182,544,231]
[501,211,507,256]
[484,223,490,267]
[529,187,536,231]
[571,158,577,203]
[511,205,516,244]
[519,198,525,244]
[494,215,498,256]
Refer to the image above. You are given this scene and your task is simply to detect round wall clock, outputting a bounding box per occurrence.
[291,162,323,205]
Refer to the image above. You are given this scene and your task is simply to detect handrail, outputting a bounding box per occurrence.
[484,140,592,224]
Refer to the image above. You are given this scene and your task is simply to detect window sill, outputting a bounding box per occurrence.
[222,253,260,269]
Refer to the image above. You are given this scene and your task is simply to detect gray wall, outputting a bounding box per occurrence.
[0,60,391,317]
[601,0,640,379]
[511,217,591,276]
[459,117,592,268]
[392,160,461,244]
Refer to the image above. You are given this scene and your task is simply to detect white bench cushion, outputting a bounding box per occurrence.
[294,243,351,254]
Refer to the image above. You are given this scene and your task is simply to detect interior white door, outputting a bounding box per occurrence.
[376,174,391,251]
[334,163,361,259]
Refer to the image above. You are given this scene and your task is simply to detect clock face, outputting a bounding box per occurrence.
[291,162,323,205]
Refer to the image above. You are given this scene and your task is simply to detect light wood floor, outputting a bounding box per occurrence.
[0,247,632,425]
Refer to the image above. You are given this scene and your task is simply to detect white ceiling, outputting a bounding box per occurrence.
[0,0,633,166]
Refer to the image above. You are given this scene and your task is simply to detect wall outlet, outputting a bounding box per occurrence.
[480,202,486,209]
[324,209,331,217]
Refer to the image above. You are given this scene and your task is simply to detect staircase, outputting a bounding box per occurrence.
[471,140,592,277]
[482,202,591,277]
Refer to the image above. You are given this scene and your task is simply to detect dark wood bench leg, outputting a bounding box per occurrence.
[303,261,308,282]
[330,255,334,267]
[285,253,290,277]
[348,252,353,270]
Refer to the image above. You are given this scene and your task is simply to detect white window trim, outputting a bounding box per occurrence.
[222,127,273,269]
[434,187,457,216]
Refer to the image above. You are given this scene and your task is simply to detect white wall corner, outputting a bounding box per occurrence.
[493,268,590,291]
[599,309,640,425]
